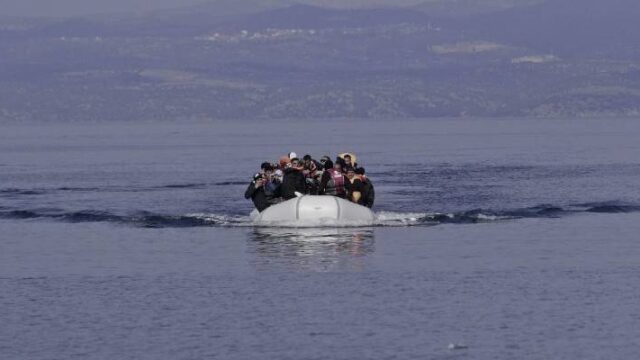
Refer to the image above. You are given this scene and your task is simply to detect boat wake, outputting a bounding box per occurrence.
[1,201,639,228]
[0,209,252,228]
[376,202,640,226]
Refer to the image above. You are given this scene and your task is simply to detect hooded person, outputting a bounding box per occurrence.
[318,158,350,198]
[342,154,354,168]
[339,153,357,168]
[281,157,306,200]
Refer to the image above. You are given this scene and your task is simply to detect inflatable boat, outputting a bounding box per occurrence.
[251,195,375,227]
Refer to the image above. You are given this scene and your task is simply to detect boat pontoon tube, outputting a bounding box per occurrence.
[251,195,375,227]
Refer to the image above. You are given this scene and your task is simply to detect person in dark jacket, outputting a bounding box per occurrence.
[356,167,375,208]
[245,173,270,212]
[281,157,306,200]
[346,166,365,204]
[318,159,350,199]
[244,163,281,212]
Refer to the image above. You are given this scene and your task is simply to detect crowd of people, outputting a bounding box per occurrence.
[245,152,375,212]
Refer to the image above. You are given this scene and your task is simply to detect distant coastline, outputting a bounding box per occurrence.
[1,0,639,122]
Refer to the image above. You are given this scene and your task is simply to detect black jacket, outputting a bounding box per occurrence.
[349,178,365,205]
[361,178,375,208]
[281,168,306,200]
[245,181,270,212]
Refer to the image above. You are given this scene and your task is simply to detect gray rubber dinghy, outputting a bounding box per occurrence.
[251,195,375,227]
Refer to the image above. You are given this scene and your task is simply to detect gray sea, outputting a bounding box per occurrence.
[1,118,640,359]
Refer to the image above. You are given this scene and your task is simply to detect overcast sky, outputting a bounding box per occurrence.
[0,0,208,17]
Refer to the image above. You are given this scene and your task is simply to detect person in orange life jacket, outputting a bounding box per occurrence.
[281,157,306,200]
[345,166,365,204]
[355,167,375,208]
[245,162,281,212]
[318,158,351,199]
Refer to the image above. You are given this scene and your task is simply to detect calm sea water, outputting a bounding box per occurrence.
[1,118,640,359]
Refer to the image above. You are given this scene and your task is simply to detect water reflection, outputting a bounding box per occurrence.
[248,227,375,272]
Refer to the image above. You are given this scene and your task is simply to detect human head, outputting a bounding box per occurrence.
[303,154,312,162]
[355,167,365,175]
[289,152,297,160]
[346,167,355,179]
[323,159,333,169]
[260,162,273,178]
[279,155,291,168]
[290,157,301,168]
[319,156,330,168]
[261,162,273,172]
[334,161,342,172]
[343,154,352,165]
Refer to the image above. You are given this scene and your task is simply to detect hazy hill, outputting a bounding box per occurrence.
[412,0,544,17]
[27,4,433,37]
[214,4,432,31]
[1,1,640,122]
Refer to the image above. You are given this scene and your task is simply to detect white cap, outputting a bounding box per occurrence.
[289,152,297,159]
